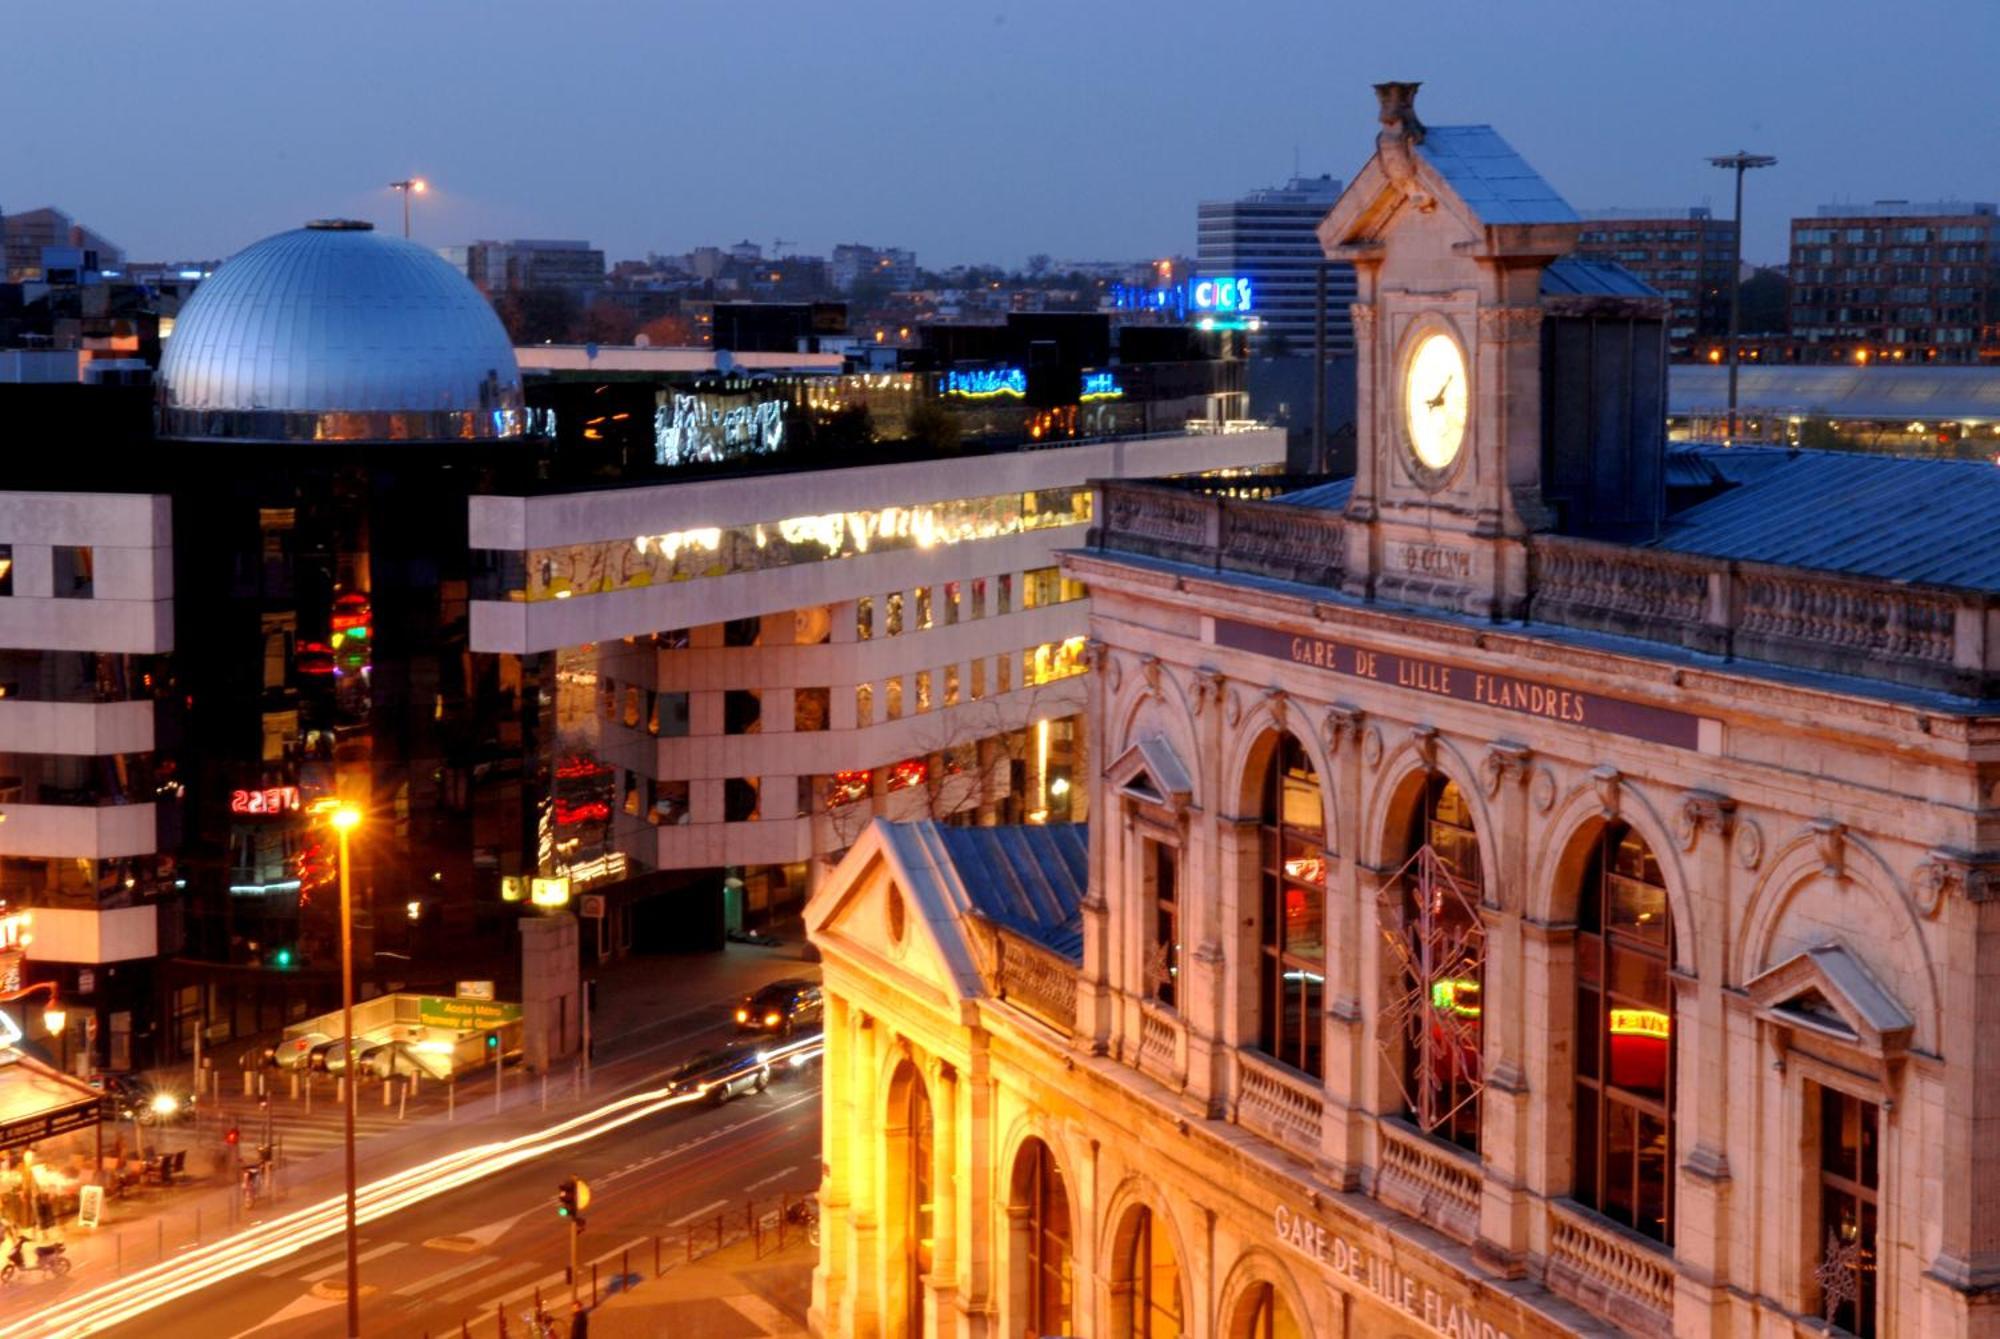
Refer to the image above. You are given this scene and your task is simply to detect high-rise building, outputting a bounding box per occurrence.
[1789,200,1999,364]
[1197,175,1352,355]
[465,238,606,297]
[3,207,124,282]
[1575,208,1737,358]
[831,244,918,293]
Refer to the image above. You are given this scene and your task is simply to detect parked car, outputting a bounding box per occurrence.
[735,979,823,1036]
[270,1032,334,1072]
[665,1045,771,1104]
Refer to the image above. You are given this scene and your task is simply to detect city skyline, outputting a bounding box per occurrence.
[3,0,1994,270]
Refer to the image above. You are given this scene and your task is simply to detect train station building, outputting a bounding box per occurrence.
[807,83,2000,1338]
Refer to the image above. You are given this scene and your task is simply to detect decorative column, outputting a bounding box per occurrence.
[1076,640,1115,1055]
[1320,704,1367,1186]
[1474,741,1535,1278]
[961,1037,997,1339]
[813,989,855,1337]
[1923,847,2000,1307]
[930,1061,962,1339]
[1672,789,1739,1329]
[845,1008,883,1339]
[1182,668,1232,1119]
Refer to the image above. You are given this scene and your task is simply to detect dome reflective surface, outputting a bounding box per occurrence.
[156,220,525,443]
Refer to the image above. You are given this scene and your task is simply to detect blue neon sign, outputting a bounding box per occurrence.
[944,367,1027,399]
[1080,372,1123,401]
[1190,277,1253,314]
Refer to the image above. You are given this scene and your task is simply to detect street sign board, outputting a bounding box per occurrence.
[579,895,605,920]
[78,1184,103,1230]
[456,980,495,1001]
[416,996,523,1030]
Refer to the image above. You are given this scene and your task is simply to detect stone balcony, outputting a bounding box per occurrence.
[1542,1199,1676,1339]
[1089,479,2000,699]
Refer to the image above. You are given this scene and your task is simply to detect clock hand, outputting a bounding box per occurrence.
[1425,374,1452,411]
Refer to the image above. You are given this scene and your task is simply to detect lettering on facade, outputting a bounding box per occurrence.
[231,786,301,816]
[1393,541,1473,581]
[1274,1204,1514,1339]
[1213,618,1704,750]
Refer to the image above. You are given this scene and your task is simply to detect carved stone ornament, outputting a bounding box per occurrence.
[1350,303,1378,339]
[1812,818,1847,882]
[1324,703,1364,754]
[1480,743,1531,797]
[1530,766,1557,814]
[1192,668,1224,718]
[1362,726,1384,769]
[1589,765,1622,819]
[1914,847,2000,918]
[1734,818,1764,871]
[1141,654,1164,702]
[1224,687,1243,727]
[1409,724,1438,773]
[1476,306,1544,340]
[1676,789,1737,852]
[1265,688,1288,734]
[1106,650,1123,695]
[1085,637,1111,675]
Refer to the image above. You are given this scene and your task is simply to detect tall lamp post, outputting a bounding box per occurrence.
[388,178,428,239]
[1707,151,1777,444]
[332,805,363,1338]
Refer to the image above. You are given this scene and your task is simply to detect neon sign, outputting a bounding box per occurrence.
[232,786,301,816]
[1430,977,1482,1017]
[943,367,1026,400]
[1609,1007,1670,1039]
[1080,372,1123,402]
[655,392,787,466]
[1192,276,1253,313]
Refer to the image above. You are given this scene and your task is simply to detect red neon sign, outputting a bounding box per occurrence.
[231,786,301,816]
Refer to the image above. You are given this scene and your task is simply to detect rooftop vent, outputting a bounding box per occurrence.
[304,219,376,232]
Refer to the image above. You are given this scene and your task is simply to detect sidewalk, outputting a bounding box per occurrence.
[42,940,821,1291]
[584,1225,813,1337]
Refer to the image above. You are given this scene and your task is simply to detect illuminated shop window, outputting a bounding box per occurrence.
[1257,735,1326,1078]
[1574,822,1675,1243]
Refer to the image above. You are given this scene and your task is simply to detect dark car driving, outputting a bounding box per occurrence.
[735,979,823,1036]
[665,1044,771,1104]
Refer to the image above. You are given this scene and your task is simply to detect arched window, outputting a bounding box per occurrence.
[1391,774,1485,1152]
[1573,822,1674,1243]
[1126,1206,1183,1339]
[1242,1281,1302,1339]
[1258,734,1327,1077]
[903,1072,934,1336]
[1017,1138,1072,1336]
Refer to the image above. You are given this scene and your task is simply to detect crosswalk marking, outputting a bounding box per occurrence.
[299,1240,404,1282]
[259,1240,350,1279]
[433,1258,537,1306]
[393,1253,496,1297]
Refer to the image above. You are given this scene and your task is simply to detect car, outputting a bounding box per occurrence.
[735,979,823,1036]
[665,1044,771,1105]
[270,1031,334,1072]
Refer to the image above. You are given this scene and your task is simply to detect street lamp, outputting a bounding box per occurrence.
[388,178,428,239]
[1707,150,1777,444]
[331,804,363,1338]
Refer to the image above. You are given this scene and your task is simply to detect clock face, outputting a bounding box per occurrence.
[1403,331,1469,473]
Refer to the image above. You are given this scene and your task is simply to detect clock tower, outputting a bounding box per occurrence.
[1321,82,1586,619]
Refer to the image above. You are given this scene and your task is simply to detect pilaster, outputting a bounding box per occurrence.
[1475,742,1534,1277]
[1672,789,1736,1328]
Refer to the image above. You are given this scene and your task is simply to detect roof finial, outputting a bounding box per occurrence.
[1374,81,1425,145]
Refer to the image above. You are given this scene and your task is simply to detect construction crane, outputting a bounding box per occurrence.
[771,237,792,258]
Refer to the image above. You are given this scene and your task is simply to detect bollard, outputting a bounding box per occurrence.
[497,1302,507,1338]
[337,1075,346,1104]
[622,1247,629,1291]
[305,1072,312,1116]
[715,1212,724,1256]
[448,1080,455,1121]
[540,1072,547,1112]
[462,1323,470,1339]
[653,1235,661,1277]
[242,1070,253,1098]
[258,1072,267,1100]
[383,1076,392,1108]
[290,1072,299,1101]
[534,1284,542,1318]
[115,1230,122,1277]
[399,1080,408,1122]
[195,1206,202,1245]
[591,1260,598,1308]
[157,1217,164,1262]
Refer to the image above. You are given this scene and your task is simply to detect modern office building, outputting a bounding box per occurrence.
[1198,174,1353,356]
[0,217,1281,1069]
[1576,208,1736,358]
[466,238,607,297]
[831,244,918,293]
[3,206,124,282]
[1789,200,1999,364]
[810,83,1992,1339]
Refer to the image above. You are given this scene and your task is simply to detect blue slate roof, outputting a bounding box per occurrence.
[1273,477,1356,511]
[930,824,1087,961]
[1416,126,1579,226]
[1541,256,1657,298]
[1656,447,2000,590]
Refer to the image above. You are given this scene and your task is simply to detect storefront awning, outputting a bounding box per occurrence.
[0,1054,105,1152]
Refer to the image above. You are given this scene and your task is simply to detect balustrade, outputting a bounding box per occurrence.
[1544,1200,1675,1339]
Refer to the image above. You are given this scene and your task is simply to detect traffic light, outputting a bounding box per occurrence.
[272,948,293,969]
[555,1177,589,1230]
[225,1126,239,1147]
[485,1032,500,1055]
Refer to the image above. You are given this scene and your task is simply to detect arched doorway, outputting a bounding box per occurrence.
[1240,1280,1303,1339]
[1114,1204,1183,1338]
[886,1061,934,1337]
[1011,1136,1072,1337]
[1256,733,1328,1078]
[1382,773,1486,1152]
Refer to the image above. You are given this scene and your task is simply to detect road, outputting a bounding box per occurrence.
[94,1067,822,1338]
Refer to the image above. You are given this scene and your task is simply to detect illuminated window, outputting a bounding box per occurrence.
[623,687,642,730]
[943,582,960,626]
[0,545,12,597]
[969,577,986,620]
[794,687,830,732]
[796,605,833,646]
[1126,1206,1183,1339]
[1815,1086,1880,1337]
[1021,565,1087,609]
[915,586,933,630]
[1257,735,1326,1078]
[969,658,985,701]
[915,671,932,713]
[622,770,641,817]
[53,546,93,599]
[724,777,760,822]
[1574,822,1675,1243]
[856,596,874,641]
[997,573,1013,615]
[899,1069,934,1338]
[1242,1282,1301,1339]
[944,664,960,707]
[886,677,903,720]
[1148,842,1180,1009]
[648,779,689,826]
[1398,775,1485,1152]
[995,653,1011,695]
[1016,1139,1072,1337]
[653,692,689,738]
[886,592,905,636]
[856,683,873,727]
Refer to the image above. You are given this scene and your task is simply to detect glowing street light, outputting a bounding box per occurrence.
[388,178,428,239]
[331,803,363,1338]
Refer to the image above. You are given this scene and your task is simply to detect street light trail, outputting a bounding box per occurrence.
[2,1035,823,1339]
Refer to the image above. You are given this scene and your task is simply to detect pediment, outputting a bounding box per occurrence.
[805,821,985,1008]
[1106,733,1193,811]
[1744,944,1913,1060]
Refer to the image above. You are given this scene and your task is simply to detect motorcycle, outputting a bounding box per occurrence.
[1,1240,70,1282]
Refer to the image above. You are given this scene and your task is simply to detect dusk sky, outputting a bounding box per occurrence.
[5,0,1995,271]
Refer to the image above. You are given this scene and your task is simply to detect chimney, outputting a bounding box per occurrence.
[1374,81,1425,144]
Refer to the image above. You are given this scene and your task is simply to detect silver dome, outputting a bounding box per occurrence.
[156,220,525,443]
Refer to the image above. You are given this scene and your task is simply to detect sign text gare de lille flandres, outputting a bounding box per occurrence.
[1214,619,1704,750]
